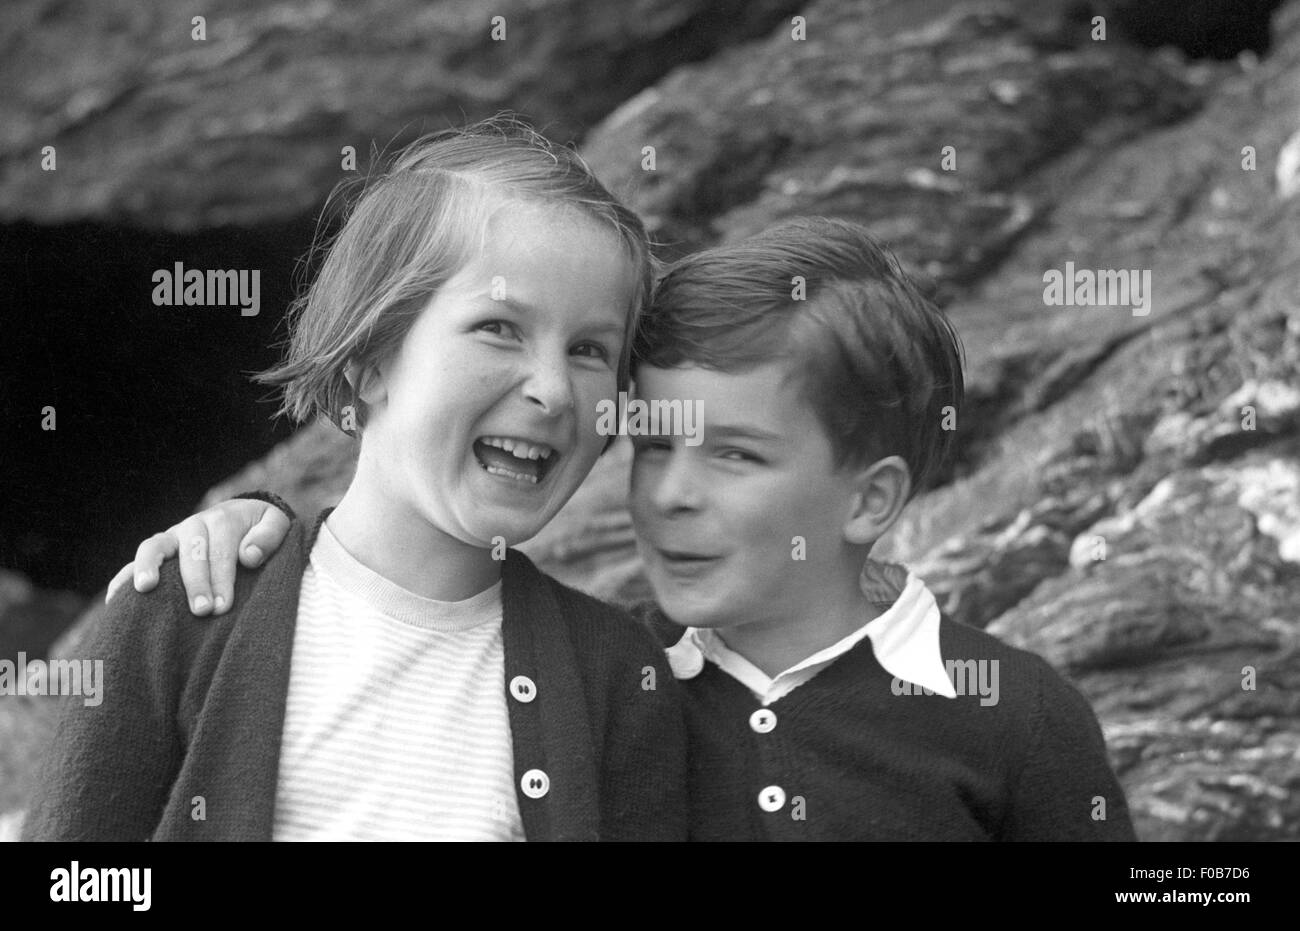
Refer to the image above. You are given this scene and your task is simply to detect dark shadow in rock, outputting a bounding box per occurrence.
[1,215,315,593]
[1090,0,1286,60]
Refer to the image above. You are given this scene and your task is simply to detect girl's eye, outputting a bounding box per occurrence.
[720,449,763,463]
[477,320,520,339]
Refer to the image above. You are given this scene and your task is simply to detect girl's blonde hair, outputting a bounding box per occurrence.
[259,115,655,434]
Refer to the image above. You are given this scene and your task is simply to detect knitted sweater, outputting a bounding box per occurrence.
[638,606,1137,841]
[23,512,688,841]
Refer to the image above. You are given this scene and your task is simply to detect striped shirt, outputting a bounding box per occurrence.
[271,520,524,841]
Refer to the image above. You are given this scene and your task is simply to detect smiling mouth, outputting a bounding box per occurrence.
[473,436,559,485]
[657,548,722,566]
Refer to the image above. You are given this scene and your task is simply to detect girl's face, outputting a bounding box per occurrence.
[358,201,637,549]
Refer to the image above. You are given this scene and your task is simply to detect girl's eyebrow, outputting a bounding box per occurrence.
[482,295,625,339]
[478,295,534,314]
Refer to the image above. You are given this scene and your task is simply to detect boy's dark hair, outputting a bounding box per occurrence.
[632,217,964,497]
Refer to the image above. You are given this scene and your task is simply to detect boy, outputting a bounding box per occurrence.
[111,217,1135,841]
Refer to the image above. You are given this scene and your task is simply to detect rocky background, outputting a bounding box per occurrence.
[3,0,1298,841]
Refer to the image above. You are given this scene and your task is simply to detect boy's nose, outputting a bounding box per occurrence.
[522,350,575,416]
[652,452,705,513]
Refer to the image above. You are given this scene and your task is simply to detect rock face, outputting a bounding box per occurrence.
[582,0,1203,276]
[0,574,88,838]
[0,697,56,839]
[986,452,1300,841]
[5,0,1299,840]
[0,0,804,231]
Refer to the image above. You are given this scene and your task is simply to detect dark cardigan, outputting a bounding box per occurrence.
[24,512,688,841]
[638,606,1137,842]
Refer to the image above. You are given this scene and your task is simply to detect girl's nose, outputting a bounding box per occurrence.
[523,349,575,416]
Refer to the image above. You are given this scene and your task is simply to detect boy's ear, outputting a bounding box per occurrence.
[843,456,911,546]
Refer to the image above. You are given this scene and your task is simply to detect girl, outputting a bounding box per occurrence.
[24,118,686,842]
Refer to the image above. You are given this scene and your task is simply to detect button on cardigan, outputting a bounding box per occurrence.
[24,512,688,842]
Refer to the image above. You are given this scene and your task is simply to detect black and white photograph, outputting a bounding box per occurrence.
[2,0,1296,890]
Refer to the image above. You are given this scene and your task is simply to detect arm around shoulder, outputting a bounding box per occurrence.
[1000,655,1137,841]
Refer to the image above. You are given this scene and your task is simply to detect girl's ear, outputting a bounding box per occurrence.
[843,456,911,546]
[346,359,387,407]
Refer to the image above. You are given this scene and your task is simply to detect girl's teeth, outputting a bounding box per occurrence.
[482,437,551,461]
[483,463,538,484]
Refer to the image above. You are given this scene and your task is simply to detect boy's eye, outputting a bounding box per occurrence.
[571,341,611,362]
[720,448,763,464]
[631,437,672,453]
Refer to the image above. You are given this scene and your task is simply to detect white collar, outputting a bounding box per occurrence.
[662,564,957,705]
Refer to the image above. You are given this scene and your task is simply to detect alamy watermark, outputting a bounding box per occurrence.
[50,861,151,911]
[151,261,261,316]
[892,658,999,706]
[0,653,103,706]
[1043,261,1150,316]
[596,391,703,446]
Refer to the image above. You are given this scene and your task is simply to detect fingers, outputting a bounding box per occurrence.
[195,499,280,615]
[131,530,179,593]
[173,517,216,616]
[112,500,285,617]
[238,505,292,569]
[106,563,134,604]
[114,500,288,617]
[203,509,242,616]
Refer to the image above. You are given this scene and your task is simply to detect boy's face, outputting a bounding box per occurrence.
[361,201,636,549]
[629,361,865,631]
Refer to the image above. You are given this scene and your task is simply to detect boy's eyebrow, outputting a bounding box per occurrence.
[706,423,784,442]
[578,317,627,339]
